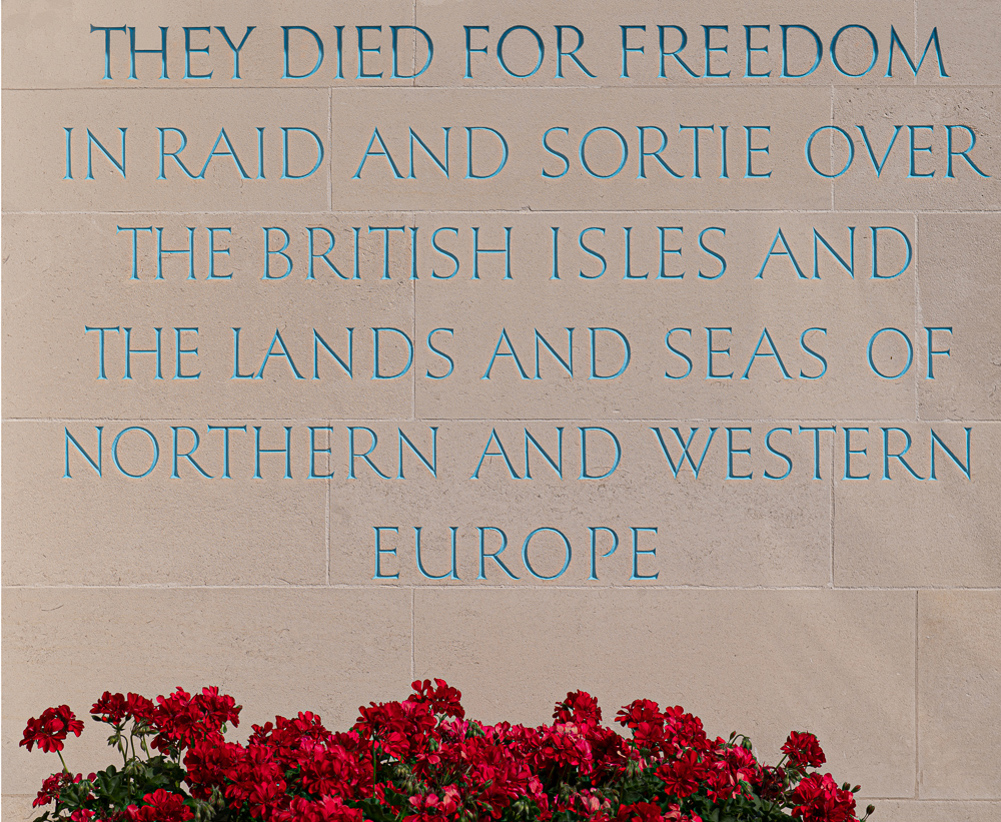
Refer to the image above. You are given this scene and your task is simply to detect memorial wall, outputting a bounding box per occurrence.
[3,2,999,820]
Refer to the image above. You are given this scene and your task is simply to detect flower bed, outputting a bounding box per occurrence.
[22,681,872,822]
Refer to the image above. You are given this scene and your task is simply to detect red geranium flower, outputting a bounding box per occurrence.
[33,772,81,807]
[791,773,857,822]
[21,705,85,753]
[554,691,603,727]
[92,691,130,724]
[657,748,708,798]
[782,731,827,769]
[409,678,465,719]
[126,789,194,822]
[616,801,664,822]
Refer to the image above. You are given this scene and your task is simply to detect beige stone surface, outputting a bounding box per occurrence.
[1,213,415,420]
[326,420,833,587]
[414,588,917,798]
[833,422,1000,587]
[832,86,1001,211]
[1,420,328,586]
[916,213,1001,421]
[918,591,1001,799]
[918,0,1001,86]
[858,800,1001,822]
[331,87,833,212]
[2,0,418,89]
[411,211,917,421]
[2,89,331,212]
[2,588,413,795]
[3,795,38,822]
